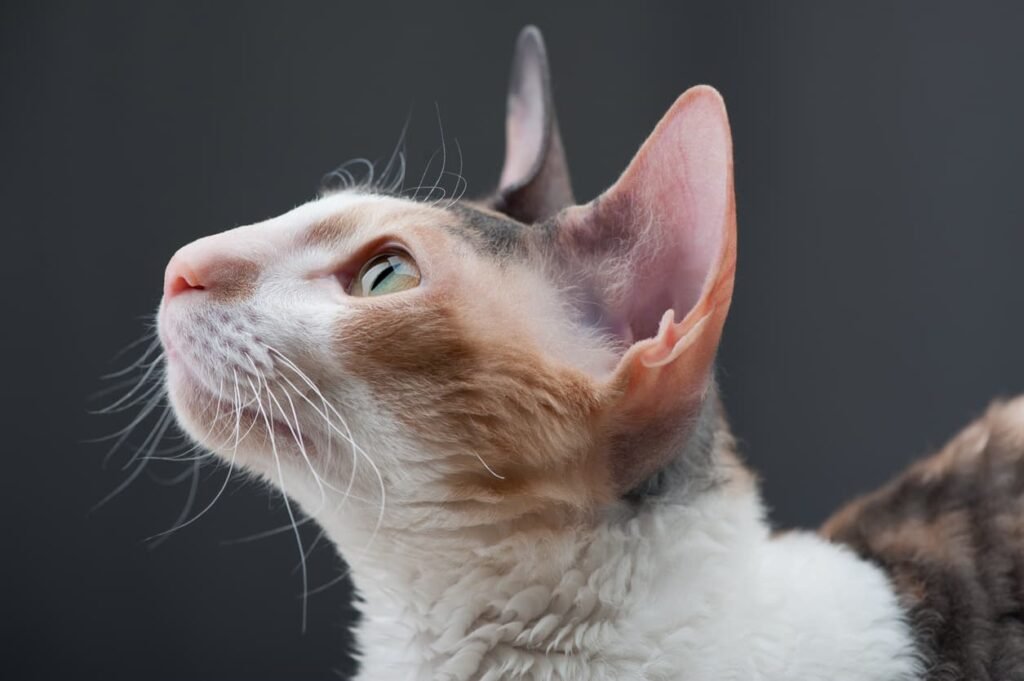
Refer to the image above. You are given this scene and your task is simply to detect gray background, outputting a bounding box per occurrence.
[3,2,1023,679]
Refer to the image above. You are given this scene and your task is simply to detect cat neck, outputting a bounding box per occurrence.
[323,462,920,681]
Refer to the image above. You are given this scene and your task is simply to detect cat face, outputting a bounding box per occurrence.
[157,28,737,541]
[159,191,617,531]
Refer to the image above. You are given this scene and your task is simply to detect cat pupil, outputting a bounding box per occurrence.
[370,262,395,291]
[351,252,419,297]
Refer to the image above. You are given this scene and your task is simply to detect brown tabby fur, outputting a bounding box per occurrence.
[823,396,1024,680]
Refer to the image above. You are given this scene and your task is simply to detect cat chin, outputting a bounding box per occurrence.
[164,358,303,461]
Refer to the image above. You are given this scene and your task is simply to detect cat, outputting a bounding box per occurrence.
[154,25,1023,681]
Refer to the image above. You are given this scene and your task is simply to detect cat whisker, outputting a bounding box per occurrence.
[309,392,387,555]
[410,143,444,203]
[263,381,329,514]
[263,346,376,512]
[445,138,467,209]
[290,526,328,577]
[265,368,358,503]
[383,151,407,194]
[261,345,386,557]
[92,351,165,414]
[147,461,204,486]
[404,185,446,202]
[93,407,174,510]
[220,514,320,545]
[322,157,376,194]
[119,395,177,471]
[402,170,465,207]
[377,113,411,194]
[100,343,163,381]
[303,568,353,597]
[105,331,160,371]
[429,102,448,208]
[90,357,162,399]
[90,380,166,418]
[147,466,200,538]
[89,388,166,455]
[248,362,309,633]
[145,375,231,462]
[142,433,209,460]
[89,360,166,414]
[142,453,218,463]
[277,380,362,510]
[146,370,248,546]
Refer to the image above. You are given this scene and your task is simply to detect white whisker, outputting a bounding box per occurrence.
[445,138,467,208]
[264,381,328,514]
[261,345,386,555]
[93,408,174,510]
[93,351,165,414]
[378,113,411,193]
[120,399,175,470]
[90,387,166,460]
[411,145,444,203]
[145,457,201,544]
[146,370,246,545]
[104,333,160,374]
[264,346,367,508]
[268,369,362,502]
[220,515,320,545]
[429,102,448,207]
[248,362,309,633]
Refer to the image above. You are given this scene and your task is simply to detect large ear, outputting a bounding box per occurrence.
[491,26,575,224]
[556,86,736,493]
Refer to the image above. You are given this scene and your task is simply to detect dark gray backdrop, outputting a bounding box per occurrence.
[3,2,1023,679]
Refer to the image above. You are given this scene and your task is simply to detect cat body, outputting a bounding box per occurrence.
[342,429,919,681]
[152,25,1021,681]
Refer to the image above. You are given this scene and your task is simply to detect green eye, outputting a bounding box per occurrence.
[350,251,420,297]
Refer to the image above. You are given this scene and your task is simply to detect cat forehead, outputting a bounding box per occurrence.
[280,191,533,257]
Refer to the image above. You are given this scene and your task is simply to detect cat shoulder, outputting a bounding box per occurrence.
[822,394,1024,550]
[820,395,1024,677]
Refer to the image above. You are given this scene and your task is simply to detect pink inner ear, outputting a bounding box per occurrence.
[499,57,546,190]
[589,88,732,346]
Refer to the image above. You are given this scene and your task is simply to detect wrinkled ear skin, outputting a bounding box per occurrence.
[490,26,575,224]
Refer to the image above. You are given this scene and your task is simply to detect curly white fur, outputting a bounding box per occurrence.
[325,482,920,681]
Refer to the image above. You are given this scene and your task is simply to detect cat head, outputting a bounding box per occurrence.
[157,27,736,543]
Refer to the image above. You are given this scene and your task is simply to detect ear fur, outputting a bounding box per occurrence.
[492,26,575,224]
[556,86,737,493]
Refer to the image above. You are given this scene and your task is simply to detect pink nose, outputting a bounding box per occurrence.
[163,234,260,300]
[163,256,204,298]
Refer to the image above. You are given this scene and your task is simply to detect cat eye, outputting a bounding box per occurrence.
[349,250,421,297]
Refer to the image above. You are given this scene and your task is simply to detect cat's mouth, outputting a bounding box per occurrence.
[163,350,309,454]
